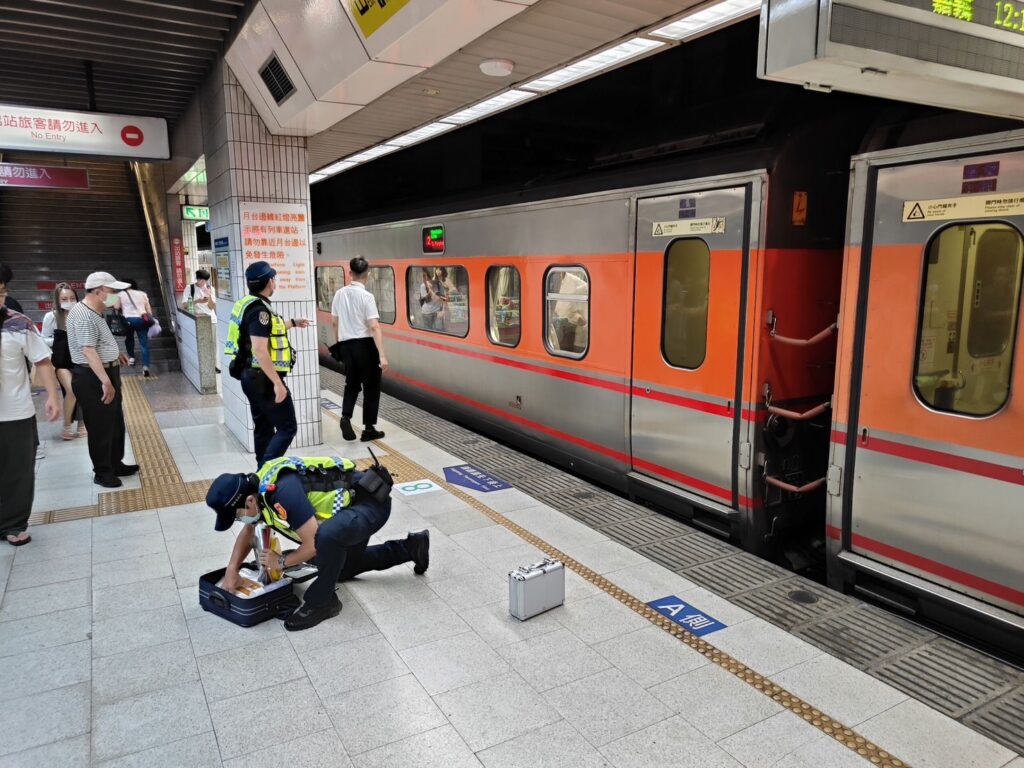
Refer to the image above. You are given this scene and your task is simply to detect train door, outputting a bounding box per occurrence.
[630,182,758,522]
[839,145,1024,616]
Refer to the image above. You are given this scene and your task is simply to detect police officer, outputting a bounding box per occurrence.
[206,455,430,631]
[225,261,311,468]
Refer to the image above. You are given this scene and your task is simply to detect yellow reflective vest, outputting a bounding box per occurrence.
[225,295,293,373]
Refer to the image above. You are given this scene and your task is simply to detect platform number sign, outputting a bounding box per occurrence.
[647,595,727,636]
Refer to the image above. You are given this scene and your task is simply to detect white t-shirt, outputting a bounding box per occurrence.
[331,282,379,342]
[0,310,52,422]
[182,283,217,320]
[119,289,149,318]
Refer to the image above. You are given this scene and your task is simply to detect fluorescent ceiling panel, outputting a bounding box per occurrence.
[390,121,458,147]
[521,38,665,92]
[441,89,535,125]
[347,144,402,163]
[309,173,328,184]
[649,0,761,41]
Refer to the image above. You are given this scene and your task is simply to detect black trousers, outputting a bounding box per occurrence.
[0,416,36,536]
[337,337,382,427]
[72,365,125,478]
[241,369,297,469]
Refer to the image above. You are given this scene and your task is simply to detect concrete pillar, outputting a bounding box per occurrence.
[200,62,322,454]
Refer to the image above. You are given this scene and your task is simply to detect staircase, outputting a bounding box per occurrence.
[0,153,178,372]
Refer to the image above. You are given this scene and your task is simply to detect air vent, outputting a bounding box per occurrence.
[259,56,295,105]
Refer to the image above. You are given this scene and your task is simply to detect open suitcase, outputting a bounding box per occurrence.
[198,564,317,627]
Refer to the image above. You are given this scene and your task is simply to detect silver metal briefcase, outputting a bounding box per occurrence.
[508,558,565,621]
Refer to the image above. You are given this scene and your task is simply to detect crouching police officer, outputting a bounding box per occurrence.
[206,455,430,631]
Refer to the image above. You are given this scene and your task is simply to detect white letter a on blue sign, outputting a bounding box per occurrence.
[659,603,686,618]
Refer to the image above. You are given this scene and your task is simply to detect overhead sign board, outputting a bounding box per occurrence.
[0,163,89,189]
[182,205,210,221]
[349,0,411,37]
[0,104,169,159]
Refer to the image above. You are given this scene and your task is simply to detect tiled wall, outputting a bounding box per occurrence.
[201,62,322,452]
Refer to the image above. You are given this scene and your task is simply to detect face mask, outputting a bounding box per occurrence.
[238,514,260,526]
[103,292,120,308]
[60,301,76,311]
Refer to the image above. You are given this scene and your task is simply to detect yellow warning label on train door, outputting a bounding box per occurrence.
[902,192,1024,222]
[350,0,411,38]
[652,218,726,236]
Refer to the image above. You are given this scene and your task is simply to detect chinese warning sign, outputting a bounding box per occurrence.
[349,0,411,37]
[239,202,311,302]
[902,191,1024,222]
[0,103,168,159]
[171,236,186,293]
[0,163,89,189]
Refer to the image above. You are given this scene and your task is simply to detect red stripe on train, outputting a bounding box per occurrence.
[826,525,1024,606]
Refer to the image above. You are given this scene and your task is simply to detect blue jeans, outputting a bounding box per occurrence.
[124,317,151,366]
[240,369,297,468]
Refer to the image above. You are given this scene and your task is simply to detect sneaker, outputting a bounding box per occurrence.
[284,594,342,631]
[128,357,135,366]
[115,463,140,477]
[143,367,151,378]
[406,529,430,575]
[94,474,122,488]
[340,417,357,441]
[360,426,385,442]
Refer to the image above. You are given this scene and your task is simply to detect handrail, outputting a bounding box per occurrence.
[766,400,831,421]
[764,475,826,494]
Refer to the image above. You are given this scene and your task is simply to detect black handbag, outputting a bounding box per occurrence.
[106,309,130,337]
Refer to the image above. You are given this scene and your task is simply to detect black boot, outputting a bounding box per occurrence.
[407,529,430,575]
[340,417,357,441]
[361,426,385,442]
[284,594,342,631]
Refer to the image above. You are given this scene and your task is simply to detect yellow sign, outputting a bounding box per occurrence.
[902,192,1024,222]
[350,0,411,38]
[652,218,727,237]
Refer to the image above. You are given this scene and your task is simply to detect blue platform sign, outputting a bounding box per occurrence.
[321,398,342,411]
[647,595,727,637]
[443,464,510,493]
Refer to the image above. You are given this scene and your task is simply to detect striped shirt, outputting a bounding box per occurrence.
[67,302,119,365]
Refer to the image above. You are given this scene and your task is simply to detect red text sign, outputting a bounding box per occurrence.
[172,236,186,292]
[0,163,89,189]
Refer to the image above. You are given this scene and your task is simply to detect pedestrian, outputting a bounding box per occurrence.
[42,282,85,440]
[205,455,429,631]
[224,261,311,468]
[330,256,388,442]
[181,268,216,321]
[0,263,43,458]
[0,294,61,547]
[67,272,139,488]
[117,278,154,377]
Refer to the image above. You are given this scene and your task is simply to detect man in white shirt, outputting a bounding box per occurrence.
[0,283,60,547]
[330,257,388,442]
[181,269,216,321]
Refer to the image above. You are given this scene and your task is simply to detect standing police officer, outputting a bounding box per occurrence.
[225,261,311,468]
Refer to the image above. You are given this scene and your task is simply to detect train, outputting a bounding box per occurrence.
[309,78,1022,657]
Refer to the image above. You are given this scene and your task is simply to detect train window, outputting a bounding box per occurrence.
[486,266,521,347]
[544,266,589,358]
[407,265,470,337]
[367,266,396,325]
[662,239,710,369]
[315,266,345,312]
[915,222,1023,417]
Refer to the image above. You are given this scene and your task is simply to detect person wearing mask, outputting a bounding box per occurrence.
[0,290,61,547]
[182,268,216,321]
[224,261,311,468]
[67,272,138,488]
[330,256,388,442]
[42,283,85,440]
[116,279,154,377]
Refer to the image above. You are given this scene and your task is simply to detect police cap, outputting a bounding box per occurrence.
[207,473,254,531]
[245,261,277,284]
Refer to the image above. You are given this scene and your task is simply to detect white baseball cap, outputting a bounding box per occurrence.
[84,272,130,290]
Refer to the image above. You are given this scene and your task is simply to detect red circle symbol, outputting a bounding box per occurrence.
[120,125,144,147]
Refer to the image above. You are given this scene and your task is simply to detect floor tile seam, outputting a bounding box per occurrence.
[373,440,914,768]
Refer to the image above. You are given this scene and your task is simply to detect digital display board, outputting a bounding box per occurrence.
[422,225,445,254]
[888,0,1017,33]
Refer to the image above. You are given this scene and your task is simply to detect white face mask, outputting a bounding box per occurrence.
[60,301,76,311]
[103,292,120,308]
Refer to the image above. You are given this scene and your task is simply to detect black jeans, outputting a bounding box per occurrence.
[338,337,382,427]
[72,365,126,478]
[241,369,297,469]
[302,496,412,607]
[0,417,36,536]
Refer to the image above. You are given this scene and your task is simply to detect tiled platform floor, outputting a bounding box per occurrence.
[3,376,1020,767]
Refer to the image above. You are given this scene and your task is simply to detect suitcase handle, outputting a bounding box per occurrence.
[209,592,230,609]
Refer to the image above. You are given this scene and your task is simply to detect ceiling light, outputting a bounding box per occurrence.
[317,160,356,175]
[521,38,664,92]
[347,144,401,163]
[441,90,535,125]
[390,122,458,147]
[309,173,328,184]
[649,0,761,41]
[480,58,515,77]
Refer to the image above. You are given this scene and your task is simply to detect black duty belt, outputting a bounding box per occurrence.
[75,361,119,370]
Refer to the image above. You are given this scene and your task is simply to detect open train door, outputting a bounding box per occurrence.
[629,177,762,535]
[833,136,1024,637]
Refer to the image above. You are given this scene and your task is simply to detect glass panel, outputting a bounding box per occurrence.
[545,266,589,357]
[487,266,521,346]
[663,239,711,369]
[915,222,1022,416]
[315,266,345,312]
[367,266,396,325]
[407,265,470,337]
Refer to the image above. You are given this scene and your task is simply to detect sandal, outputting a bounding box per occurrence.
[5,533,31,546]
[62,426,75,441]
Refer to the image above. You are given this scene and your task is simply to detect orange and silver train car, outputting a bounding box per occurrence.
[313,128,1023,653]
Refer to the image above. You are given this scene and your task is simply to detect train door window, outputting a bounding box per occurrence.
[486,266,521,347]
[315,266,345,312]
[367,266,396,324]
[662,239,710,369]
[914,222,1023,416]
[544,266,589,358]
[406,265,470,337]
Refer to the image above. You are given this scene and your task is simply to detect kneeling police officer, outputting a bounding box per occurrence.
[206,454,429,631]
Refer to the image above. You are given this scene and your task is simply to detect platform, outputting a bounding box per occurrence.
[0,371,1021,768]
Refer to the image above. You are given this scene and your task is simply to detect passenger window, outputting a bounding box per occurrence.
[315,266,345,312]
[545,266,589,358]
[663,239,710,369]
[367,266,396,325]
[486,266,521,346]
[407,265,469,337]
[915,222,1022,416]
